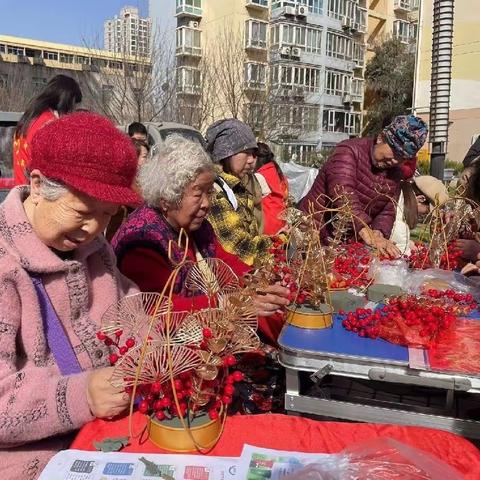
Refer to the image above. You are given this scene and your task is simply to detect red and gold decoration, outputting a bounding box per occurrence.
[97,249,260,452]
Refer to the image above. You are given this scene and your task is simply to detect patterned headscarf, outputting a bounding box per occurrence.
[382,115,428,159]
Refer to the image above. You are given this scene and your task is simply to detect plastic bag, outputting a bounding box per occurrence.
[407,268,480,300]
[278,160,319,203]
[369,258,409,289]
[284,437,463,480]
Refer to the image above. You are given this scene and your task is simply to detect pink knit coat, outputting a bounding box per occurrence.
[0,188,137,479]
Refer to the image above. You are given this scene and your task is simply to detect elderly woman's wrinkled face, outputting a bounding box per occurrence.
[223,149,257,180]
[163,170,215,233]
[27,173,119,252]
[372,137,405,169]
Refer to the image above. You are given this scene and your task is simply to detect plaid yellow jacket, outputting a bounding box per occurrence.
[208,171,272,266]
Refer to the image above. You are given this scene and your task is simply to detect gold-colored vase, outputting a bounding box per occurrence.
[286,304,333,329]
[149,414,221,452]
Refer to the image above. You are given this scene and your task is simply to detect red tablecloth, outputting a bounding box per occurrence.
[72,413,480,478]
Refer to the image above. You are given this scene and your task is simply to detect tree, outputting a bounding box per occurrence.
[81,29,177,125]
[363,38,415,136]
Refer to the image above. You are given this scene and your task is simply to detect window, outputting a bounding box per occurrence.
[245,20,268,49]
[307,0,323,15]
[351,78,363,101]
[7,45,24,55]
[176,27,201,56]
[244,62,267,89]
[0,73,7,89]
[394,20,416,43]
[75,55,90,65]
[108,60,123,69]
[270,23,322,53]
[271,64,321,92]
[59,53,74,63]
[0,44,6,54]
[177,67,201,94]
[352,41,365,67]
[323,109,360,135]
[306,26,322,53]
[271,104,320,132]
[43,50,58,61]
[325,69,351,96]
[326,31,352,60]
[327,0,346,20]
[176,0,202,16]
[247,0,268,6]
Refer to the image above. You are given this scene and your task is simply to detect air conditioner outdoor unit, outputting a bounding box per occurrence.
[296,5,308,16]
[284,6,296,15]
[291,47,301,57]
[342,94,352,104]
[280,46,291,55]
[189,20,199,28]
[342,16,350,29]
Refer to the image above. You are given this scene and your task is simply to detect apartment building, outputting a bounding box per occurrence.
[413,0,480,164]
[104,6,152,57]
[0,35,150,122]
[368,0,419,55]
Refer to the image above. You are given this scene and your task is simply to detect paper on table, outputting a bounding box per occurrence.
[38,449,238,480]
[236,444,337,480]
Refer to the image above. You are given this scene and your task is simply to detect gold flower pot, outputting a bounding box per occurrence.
[286,304,333,329]
[149,413,221,452]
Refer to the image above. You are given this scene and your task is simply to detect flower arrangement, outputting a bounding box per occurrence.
[97,256,260,452]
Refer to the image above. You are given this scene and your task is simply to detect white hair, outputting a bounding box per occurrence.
[138,134,214,205]
[39,176,68,201]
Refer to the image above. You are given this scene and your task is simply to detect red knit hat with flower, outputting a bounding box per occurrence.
[30,112,140,205]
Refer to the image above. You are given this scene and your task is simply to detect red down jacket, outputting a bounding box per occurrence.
[299,137,403,239]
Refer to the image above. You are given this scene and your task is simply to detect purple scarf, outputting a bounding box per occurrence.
[112,204,216,295]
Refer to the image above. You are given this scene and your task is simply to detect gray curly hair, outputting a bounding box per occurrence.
[138,134,214,206]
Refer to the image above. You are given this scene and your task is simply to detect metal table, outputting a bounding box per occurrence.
[278,312,480,438]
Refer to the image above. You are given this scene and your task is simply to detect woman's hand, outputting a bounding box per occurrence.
[254,284,290,317]
[86,367,130,419]
[359,228,401,258]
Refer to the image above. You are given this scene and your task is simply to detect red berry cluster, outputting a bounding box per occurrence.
[424,289,477,314]
[268,239,307,303]
[341,295,457,347]
[96,330,136,365]
[332,242,372,289]
[134,368,244,421]
[407,241,462,270]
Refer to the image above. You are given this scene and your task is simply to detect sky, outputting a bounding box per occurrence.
[0,0,149,47]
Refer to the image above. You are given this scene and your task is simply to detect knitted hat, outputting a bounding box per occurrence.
[382,115,428,159]
[205,118,257,163]
[31,112,140,205]
[413,175,449,206]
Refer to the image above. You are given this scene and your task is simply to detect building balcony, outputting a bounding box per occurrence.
[243,80,267,91]
[394,0,413,13]
[245,39,268,51]
[176,45,202,57]
[245,0,268,10]
[175,1,202,19]
[177,84,201,95]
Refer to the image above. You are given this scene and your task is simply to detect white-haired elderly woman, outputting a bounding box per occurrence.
[112,134,289,341]
[0,112,140,478]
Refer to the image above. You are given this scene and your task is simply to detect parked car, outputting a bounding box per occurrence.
[0,111,21,201]
[117,121,204,148]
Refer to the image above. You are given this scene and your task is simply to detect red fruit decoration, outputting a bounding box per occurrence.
[407,241,462,270]
[341,295,457,348]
